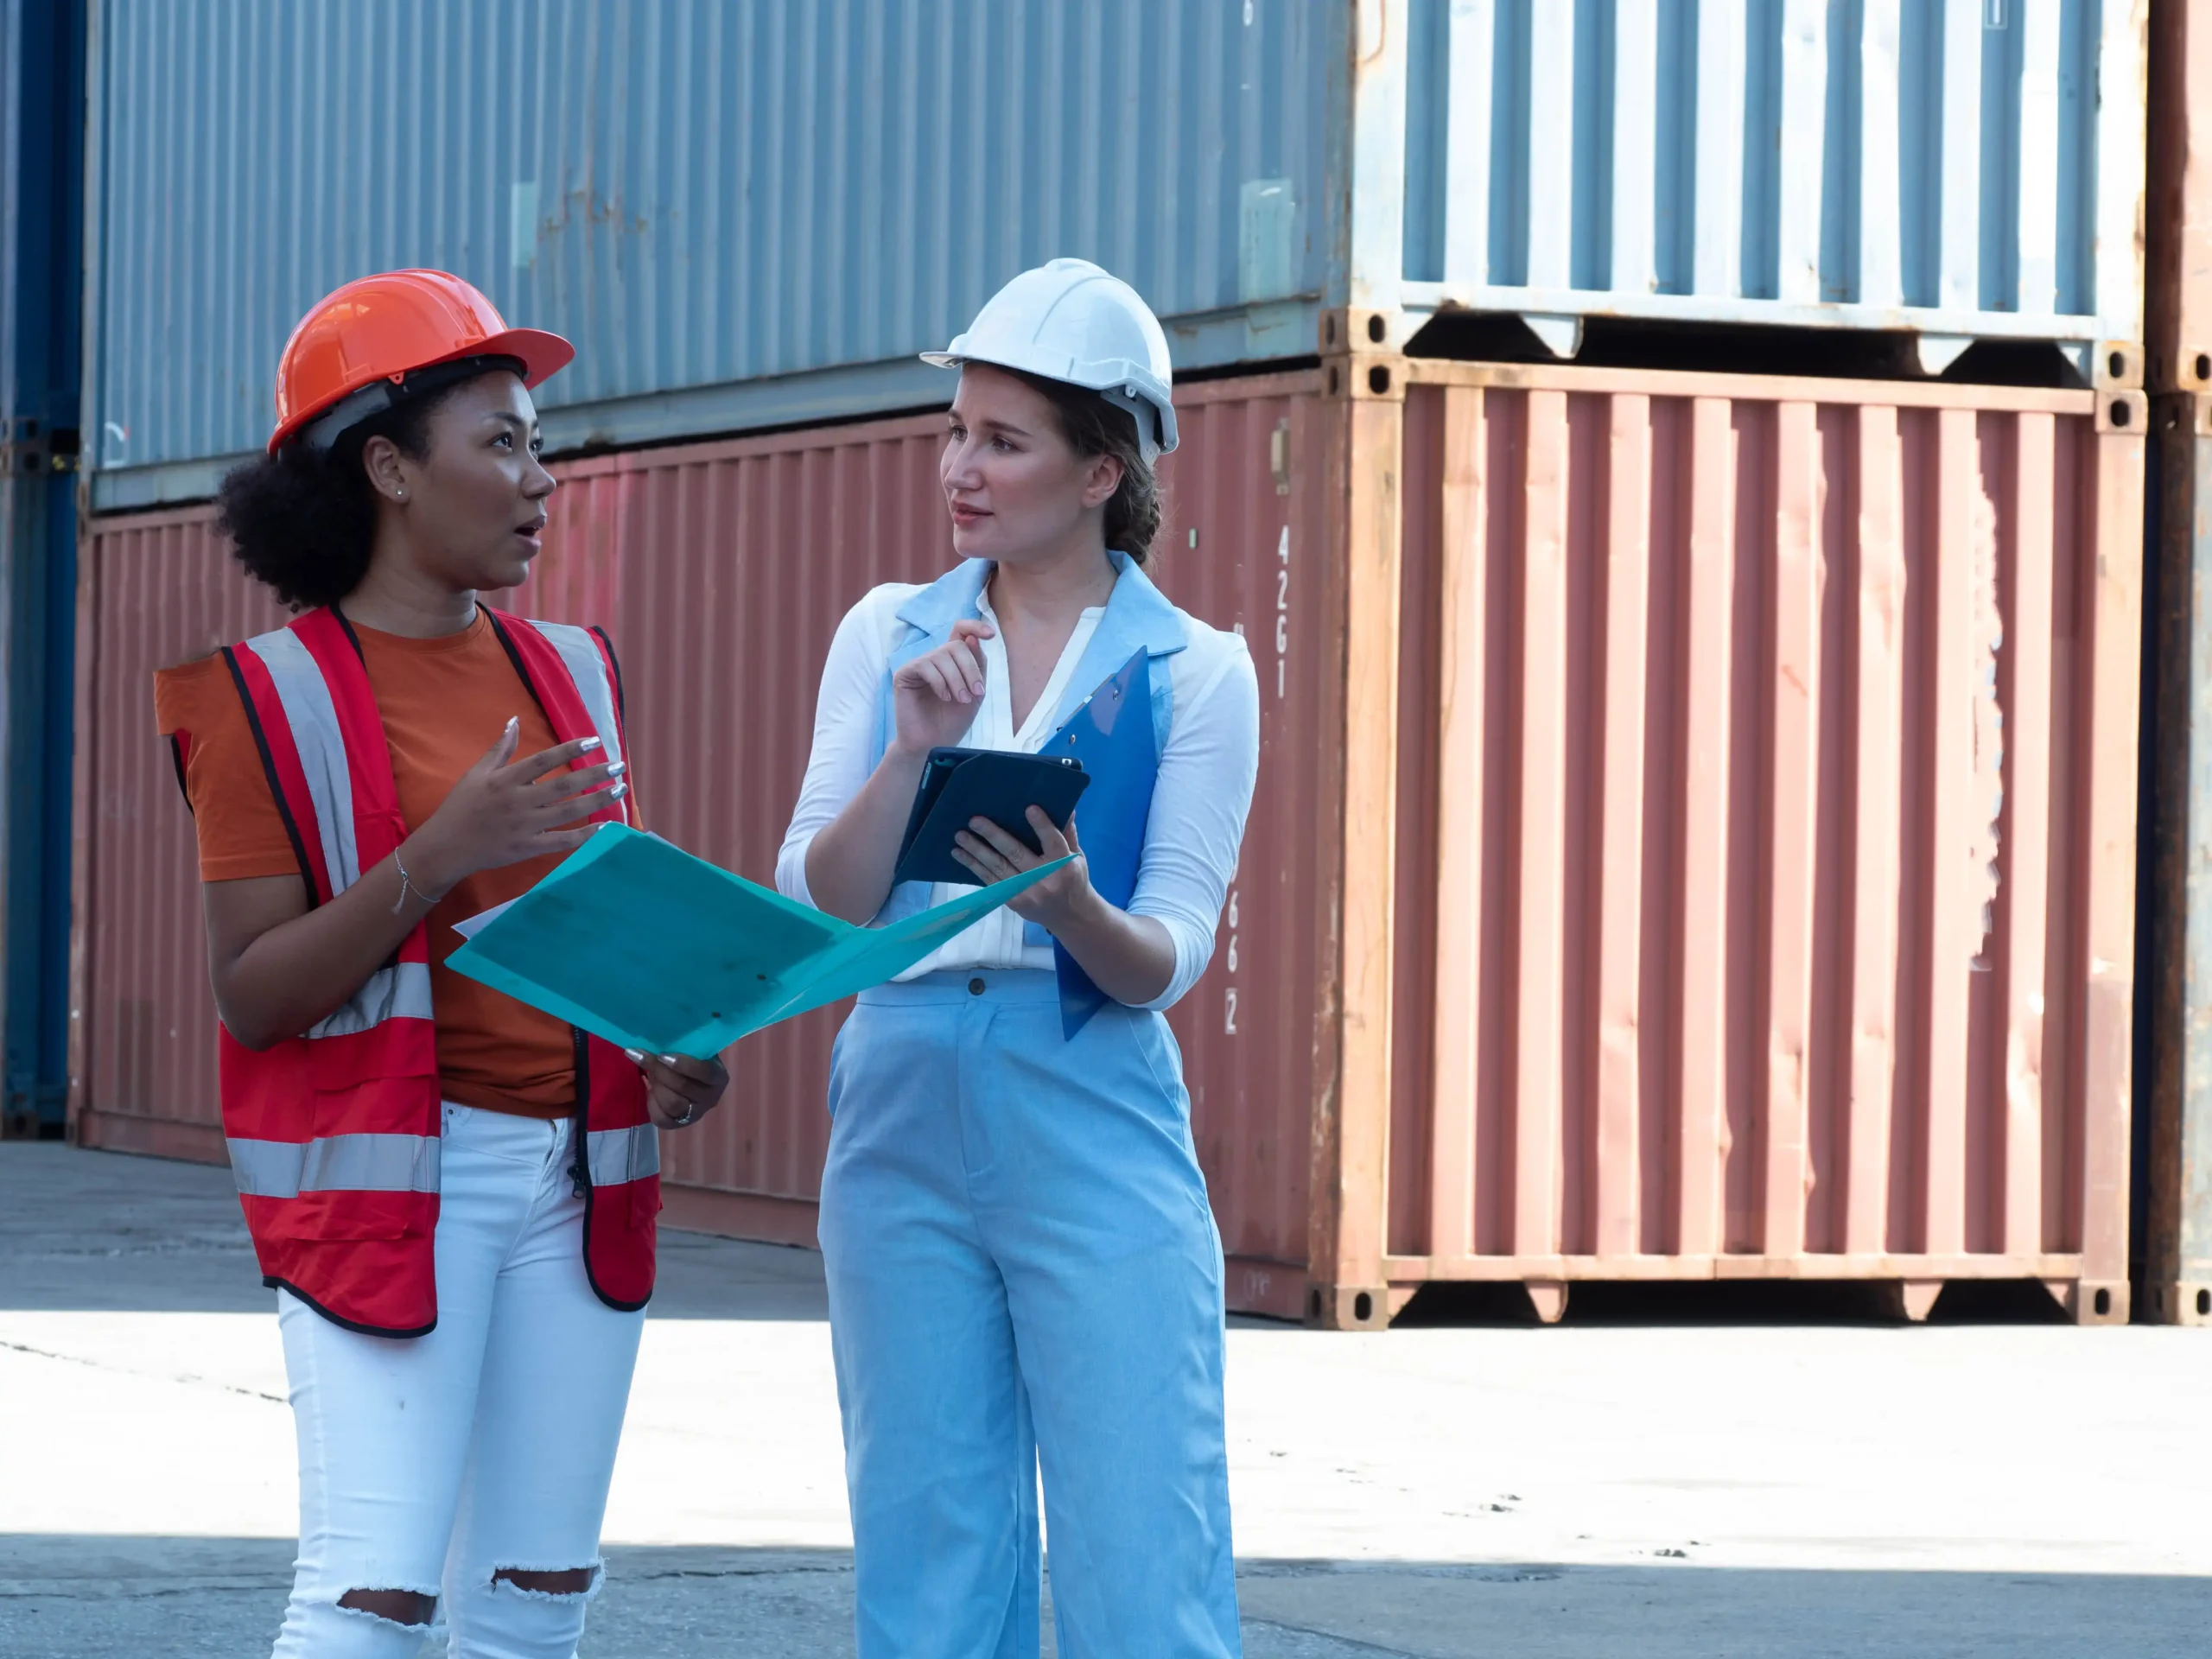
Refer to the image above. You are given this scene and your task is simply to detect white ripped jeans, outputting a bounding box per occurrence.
[270,1103,645,1659]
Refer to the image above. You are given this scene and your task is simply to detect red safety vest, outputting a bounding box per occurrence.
[207,605,658,1336]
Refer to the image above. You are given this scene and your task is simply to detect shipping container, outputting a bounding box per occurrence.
[1391,0,2147,378]
[1,0,86,1138]
[77,0,1343,509]
[2143,391,2210,1324]
[1368,359,2145,1325]
[2149,0,2212,391]
[70,370,1344,1320]
[77,2,2151,515]
[72,351,2145,1327]
[2139,0,2212,1325]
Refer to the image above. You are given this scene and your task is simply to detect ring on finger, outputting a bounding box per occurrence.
[671,1101,697,1126]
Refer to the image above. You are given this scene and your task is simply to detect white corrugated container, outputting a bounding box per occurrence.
[1385,0,2145,377]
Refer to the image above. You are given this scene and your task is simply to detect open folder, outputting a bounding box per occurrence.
[446,824,1069,1057]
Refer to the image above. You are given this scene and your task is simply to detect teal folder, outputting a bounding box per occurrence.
[446,824,1069,1057]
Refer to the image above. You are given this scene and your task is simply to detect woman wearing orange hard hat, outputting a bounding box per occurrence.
[155,269,728,1657]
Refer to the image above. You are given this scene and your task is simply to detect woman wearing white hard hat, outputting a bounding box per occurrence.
[778,257,1257,1655]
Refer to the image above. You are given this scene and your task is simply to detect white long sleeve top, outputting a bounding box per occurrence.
[776,571,1259,1010]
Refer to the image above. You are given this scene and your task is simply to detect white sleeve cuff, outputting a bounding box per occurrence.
[775,831,818,909]
[1128,910,1211,1012]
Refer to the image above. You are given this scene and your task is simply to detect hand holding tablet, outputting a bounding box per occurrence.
[893,747,1090,888]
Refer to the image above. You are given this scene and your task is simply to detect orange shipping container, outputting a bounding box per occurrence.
[69,358,2144,1327]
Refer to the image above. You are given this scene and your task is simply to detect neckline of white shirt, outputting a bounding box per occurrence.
[972,587,1109,752]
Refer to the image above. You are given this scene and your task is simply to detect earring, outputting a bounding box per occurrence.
[394,489,406,500]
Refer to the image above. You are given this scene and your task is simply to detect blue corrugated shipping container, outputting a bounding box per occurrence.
[80,0,2147,509]
[81,0,1344,507]
[1,0,84,1135]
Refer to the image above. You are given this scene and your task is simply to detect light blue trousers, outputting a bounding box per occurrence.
[818,969,1241,1659]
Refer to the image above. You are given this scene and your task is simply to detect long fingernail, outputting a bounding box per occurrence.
[610,782,628,798]
[622,1047,645,1066]
[658,1055,680,1067]
[580,736,603,752]
[607,760,626,776]
[505,716,518,734]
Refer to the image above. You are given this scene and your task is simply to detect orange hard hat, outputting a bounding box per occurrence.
[268,269,574,454]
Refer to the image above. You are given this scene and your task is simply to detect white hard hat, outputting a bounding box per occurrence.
[924,257,1178,463]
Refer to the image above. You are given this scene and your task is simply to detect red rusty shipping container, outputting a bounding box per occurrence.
[68,372,1345,1319]
[68,357,2145,1327]
[1370,360,2145,1325]
[67,509,289,1160]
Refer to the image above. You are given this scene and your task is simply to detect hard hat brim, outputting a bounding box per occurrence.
[923,350,1179,459]
[463,327,575,391]
[266,327,575,454]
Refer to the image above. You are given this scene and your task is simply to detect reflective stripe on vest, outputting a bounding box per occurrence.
[308,958,435,1040]
[240,627,365,890]
[529,622,627,774]
[587,1123,660,1187]
[228,1133,441,1198]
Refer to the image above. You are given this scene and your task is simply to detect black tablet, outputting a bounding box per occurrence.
[893,747,1090,887]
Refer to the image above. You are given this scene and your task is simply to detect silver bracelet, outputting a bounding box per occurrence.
[392,849,422,915]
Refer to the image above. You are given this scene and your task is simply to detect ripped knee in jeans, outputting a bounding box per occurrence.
[335,1587,436,1628]
[491,1564,601,1599]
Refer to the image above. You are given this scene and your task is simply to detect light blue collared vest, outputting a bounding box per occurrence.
[870,553,1185,1037]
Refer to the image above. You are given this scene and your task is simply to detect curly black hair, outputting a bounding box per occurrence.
[1007,368,1165,565]
[214,360,519,610]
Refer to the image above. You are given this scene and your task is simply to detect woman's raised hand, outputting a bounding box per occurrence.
[410,717,626,894]
[891,618,995,757]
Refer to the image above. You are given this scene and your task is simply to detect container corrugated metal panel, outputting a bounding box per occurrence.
[2141,2,2212,1322]
[71,510,285,1161]
[2142,391,2212,1323]
[80,0,1338,496]
[1137,374,1344,1310]
[1377,361,2144,1322]
[70,372,1348,1315]
[2148,0,2212,390]
[2,0,86,1136]
[1395,0,2147,366]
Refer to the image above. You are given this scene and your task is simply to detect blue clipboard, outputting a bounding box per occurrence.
[447,824,1067,1056]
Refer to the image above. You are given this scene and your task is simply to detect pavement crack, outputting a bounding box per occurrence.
[624,1564,854,1583]
[0,1338,287,1404]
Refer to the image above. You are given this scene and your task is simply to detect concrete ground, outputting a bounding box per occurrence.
[3,1143,2209,1657]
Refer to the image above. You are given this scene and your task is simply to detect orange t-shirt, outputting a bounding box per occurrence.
[152,613,632,1119]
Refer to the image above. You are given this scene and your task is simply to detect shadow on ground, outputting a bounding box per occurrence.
[0,1143,829,1319]
[3,1535,2206,1658]
[10,1146,2090,1332]
[1394,1276,2074,1328]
